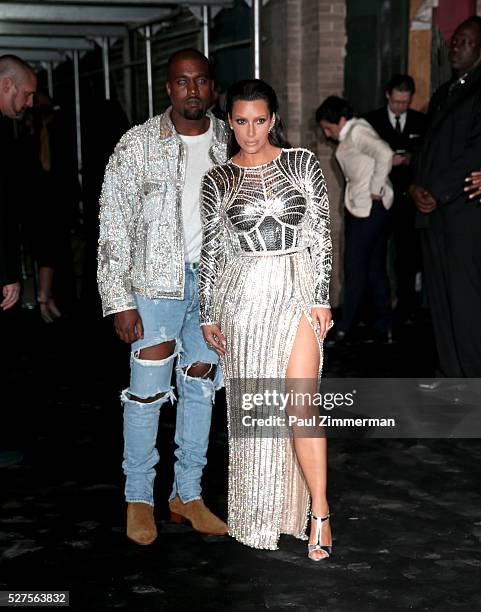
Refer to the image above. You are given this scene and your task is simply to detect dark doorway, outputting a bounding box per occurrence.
[344,0,410,114]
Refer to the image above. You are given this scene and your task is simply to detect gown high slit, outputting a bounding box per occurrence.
[199,148,332,550]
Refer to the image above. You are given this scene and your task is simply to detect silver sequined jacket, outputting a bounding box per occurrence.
[199,148,332,325]
[97,108,228,316]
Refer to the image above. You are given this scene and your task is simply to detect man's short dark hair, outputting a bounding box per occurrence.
[462,15,481,34]
[166,48,212,79]
[315,96,354,125]
[386,74,415,95]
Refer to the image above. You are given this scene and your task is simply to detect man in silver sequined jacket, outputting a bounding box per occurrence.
[97,49,228,545]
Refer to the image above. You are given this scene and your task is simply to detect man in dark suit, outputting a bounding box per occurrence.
[365,75,426,323]
[410,16,481,378]
[0,54,36,466]
[0,55,36,312]
[0,141,21,313]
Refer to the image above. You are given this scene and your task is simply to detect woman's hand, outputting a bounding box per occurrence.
[465,170,481,201]
[311,307,332,341]
[39,296,62,323]
[37,267,62,323]
[202,323,227,357]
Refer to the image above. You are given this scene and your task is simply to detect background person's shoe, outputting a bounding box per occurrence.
[418,380,444,391]
[126,502,157,545]
[169,495,228,535]
[418,380,466,392]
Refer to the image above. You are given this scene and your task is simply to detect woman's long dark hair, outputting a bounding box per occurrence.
[225,79,291,159]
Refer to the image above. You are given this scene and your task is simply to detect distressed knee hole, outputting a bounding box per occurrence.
[135,339,176,361]
[182,362,216,380]
[127,391,166,403]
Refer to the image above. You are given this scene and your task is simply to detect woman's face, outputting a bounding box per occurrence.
[229,98,274,155]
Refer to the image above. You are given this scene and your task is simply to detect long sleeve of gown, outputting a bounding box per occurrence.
[199,170,224,325]
[304,152,332,307]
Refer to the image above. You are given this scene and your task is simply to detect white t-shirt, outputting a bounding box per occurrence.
[179,122,214,263]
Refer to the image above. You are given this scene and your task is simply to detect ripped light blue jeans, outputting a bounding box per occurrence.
[122,264,221,506]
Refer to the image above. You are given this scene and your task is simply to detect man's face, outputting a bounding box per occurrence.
[450,23,481,73]
[319,118,345,142]
[386,89,412,116]
[1,72,36,119]
[166,57,213,121]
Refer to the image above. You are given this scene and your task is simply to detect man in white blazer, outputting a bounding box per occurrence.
[316,96,394,344]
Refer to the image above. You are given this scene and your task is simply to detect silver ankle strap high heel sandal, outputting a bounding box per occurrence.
[308,512,332,561]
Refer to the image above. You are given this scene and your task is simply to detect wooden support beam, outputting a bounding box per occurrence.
[408,0,432,111]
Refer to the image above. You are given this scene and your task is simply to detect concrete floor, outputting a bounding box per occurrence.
[1,309,480,611]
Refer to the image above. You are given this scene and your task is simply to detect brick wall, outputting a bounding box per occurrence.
[262,0,347,306]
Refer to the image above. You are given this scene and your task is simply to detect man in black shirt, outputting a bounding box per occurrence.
[365,75,426,323]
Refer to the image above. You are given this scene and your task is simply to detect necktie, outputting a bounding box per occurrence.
[395,115,401,134]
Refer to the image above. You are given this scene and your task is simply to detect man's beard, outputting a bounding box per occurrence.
[182,106,205,120]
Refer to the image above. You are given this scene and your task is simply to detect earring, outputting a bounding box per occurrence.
[268,123,274,133]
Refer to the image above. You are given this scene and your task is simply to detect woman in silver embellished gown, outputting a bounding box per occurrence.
[199,80,333,558]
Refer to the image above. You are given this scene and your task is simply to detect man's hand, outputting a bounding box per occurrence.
[464,170,481,201]
[371,194,383,201]
[312,307,332,340]
[409,184,437,213]
[1,282,20,310]
[202,323,226,357]
[114,309,144,343]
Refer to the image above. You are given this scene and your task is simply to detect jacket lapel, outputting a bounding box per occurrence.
[429,64,481,132]
[382,108,395,136]
[405,109,414,133]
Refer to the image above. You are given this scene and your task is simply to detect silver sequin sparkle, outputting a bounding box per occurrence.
[199,148,332,550]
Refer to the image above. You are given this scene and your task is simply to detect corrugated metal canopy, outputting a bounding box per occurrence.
[0,1,233,63]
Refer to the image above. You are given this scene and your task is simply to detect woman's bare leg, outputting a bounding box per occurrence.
[286,314,331,560]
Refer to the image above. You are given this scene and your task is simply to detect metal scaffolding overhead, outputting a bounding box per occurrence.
[0,0,254,206]
[0,4,171,24]
[0,36,96,51]
[0,1,235,73]
[0,23,129,38]
[0,49,68,62]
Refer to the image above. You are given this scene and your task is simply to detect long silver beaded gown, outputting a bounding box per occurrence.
[199,148,332,550]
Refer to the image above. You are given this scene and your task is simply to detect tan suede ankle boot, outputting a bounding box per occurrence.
[169,495,228,535]
[127,502,157,545]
